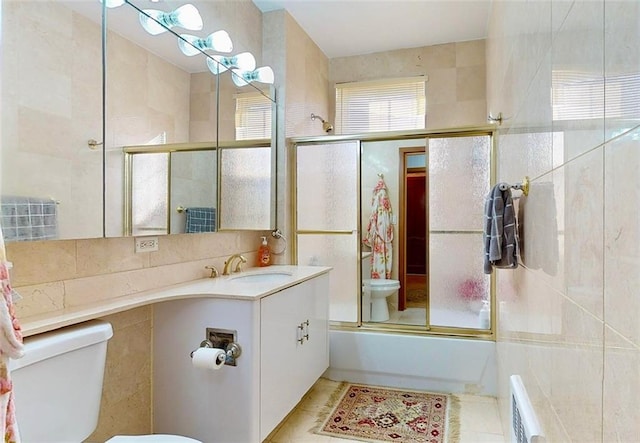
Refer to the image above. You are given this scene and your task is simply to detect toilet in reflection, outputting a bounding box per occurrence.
[361,252,400,322]
[10,320,200,443]
[363,278,401,322]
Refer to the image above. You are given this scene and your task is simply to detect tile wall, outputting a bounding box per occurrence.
[487,1,639,440]
[329,39,487,130]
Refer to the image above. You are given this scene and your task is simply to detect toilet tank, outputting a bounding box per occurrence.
[9,320,113,442]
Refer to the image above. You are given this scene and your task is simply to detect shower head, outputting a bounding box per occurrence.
[311,113,334,133]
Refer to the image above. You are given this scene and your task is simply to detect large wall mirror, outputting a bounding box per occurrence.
[1,0,277,242]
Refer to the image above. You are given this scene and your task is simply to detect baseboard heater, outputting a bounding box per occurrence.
[510,375,544,443]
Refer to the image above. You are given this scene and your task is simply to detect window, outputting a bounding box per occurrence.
[235,91,272,140]
[552,70,640,121]
[335,77,426,134]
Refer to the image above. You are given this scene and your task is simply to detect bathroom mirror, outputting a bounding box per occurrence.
[1,0,276,242]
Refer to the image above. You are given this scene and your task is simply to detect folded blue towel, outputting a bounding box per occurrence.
[0,195,58,242]
[185,207,216,233]
[483,184,518,273]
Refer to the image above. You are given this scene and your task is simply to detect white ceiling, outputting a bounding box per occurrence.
[252,0,493,58]
[64,0,492,73]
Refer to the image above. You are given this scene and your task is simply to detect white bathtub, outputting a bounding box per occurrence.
[324,329,497,396]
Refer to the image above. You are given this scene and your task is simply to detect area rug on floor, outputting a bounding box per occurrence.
[315,383,460,443]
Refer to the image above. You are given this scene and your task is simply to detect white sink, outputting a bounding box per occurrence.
[230,270,294,284]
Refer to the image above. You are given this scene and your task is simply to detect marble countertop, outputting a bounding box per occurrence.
[21,265,331,337]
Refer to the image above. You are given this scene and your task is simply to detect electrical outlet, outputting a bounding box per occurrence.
[135,236,159,253]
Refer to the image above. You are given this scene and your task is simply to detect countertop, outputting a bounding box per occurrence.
[20,265,331,337]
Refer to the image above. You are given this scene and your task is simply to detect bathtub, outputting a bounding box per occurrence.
[324,330,497,396]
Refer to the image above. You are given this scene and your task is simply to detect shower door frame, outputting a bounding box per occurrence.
[291,126,497,340]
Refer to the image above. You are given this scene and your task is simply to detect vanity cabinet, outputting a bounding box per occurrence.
[260,274,329,440]
[152,269,330,443]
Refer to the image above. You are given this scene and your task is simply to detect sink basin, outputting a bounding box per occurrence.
[230,271,293,284]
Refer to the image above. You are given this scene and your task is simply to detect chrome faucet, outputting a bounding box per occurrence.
[223,254,247,275]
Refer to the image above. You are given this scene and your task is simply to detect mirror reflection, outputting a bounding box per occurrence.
[1,0,103,241]
[1,0,276,242]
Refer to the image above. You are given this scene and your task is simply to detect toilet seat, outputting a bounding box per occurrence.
[362,279,400,289]
[106,435,201,443]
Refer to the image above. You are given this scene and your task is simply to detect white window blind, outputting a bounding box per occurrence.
[552,70,640,121]
[335,77,426,134]
[235,91,272,140]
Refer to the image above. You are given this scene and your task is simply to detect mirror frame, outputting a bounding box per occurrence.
[123,137,275,235]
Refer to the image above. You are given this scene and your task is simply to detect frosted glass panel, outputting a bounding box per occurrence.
[132,153,169,236]
[219,147,271,229]
[429,136,490,231]
[429,233,489,329]
[297,233,359,323]
[170,151,217,234]
[296,142,358,230]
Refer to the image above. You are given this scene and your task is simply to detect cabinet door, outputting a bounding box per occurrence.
[260,283,304,440]
[297,274,329,390]
[259,275,330,441]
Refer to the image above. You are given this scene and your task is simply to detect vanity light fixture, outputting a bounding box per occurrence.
[231,66,275,86]
[206,52,256,75]
[139,3,203,36]
[178,31,233,56]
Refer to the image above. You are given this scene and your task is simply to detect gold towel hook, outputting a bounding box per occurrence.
[87,139,103,149]
[521,176,530,196]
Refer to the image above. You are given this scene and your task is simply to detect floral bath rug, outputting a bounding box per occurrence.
[315,383,460,443]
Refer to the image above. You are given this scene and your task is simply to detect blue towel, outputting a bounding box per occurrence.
[483,184,518,273]
[185,207,216,233]
[0,195,58,242]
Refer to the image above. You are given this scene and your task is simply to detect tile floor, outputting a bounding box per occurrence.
[266,378,506,443]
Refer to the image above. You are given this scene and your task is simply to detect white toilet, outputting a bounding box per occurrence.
[362,278,400,322]
[10,320,200,443]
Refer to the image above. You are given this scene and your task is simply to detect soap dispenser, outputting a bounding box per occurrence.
[258,236,271,267]
[479,300,490,329]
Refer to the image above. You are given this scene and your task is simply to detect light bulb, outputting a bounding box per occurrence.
[140,4,203,36]
[231,66,275,87]
[100,0,125,8]
[206,52,256,75]
[178,30,233,56]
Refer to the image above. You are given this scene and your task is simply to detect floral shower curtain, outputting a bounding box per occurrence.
[363,177,394,279]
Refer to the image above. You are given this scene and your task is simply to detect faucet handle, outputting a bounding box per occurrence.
[205,265,219,278]
[234,255,247,273]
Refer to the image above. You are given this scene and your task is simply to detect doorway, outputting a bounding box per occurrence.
[398,148,427,312]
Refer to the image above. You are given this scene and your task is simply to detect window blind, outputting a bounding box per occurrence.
[552,70,640,121]
[335,77,426,134]
[235,91,272,140]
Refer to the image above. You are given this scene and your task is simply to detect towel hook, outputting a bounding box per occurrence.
[520,176,530,196]
[87,139,104,149]
[487,112,503,125]
[377,173,384,179]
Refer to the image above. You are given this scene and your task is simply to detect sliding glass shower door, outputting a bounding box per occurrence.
[294,141,360,323]
[427,134,491,330]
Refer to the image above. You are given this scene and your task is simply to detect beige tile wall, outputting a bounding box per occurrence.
[9,231,267,439]
[487,0,640,440]
[329,39,487,130]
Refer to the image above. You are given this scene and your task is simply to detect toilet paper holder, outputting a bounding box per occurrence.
[189,328,242,367]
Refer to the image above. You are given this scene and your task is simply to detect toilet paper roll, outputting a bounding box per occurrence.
[191,347,226,370]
